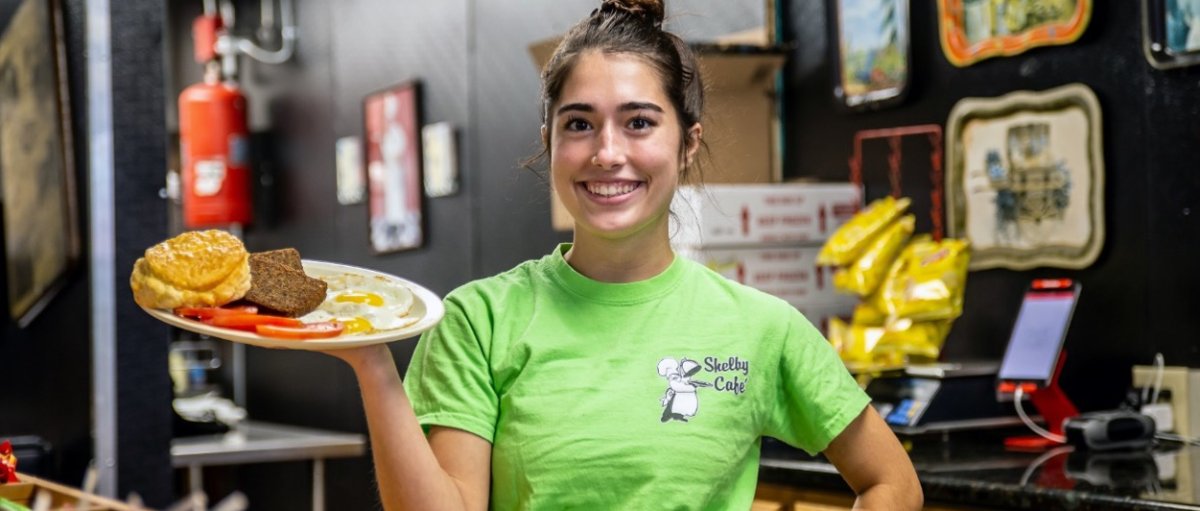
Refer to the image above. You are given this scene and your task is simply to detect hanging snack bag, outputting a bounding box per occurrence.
[833,214,915,297]
[828,317,910,370]
[871,319,955,364]
[881,235,971,321]
[817,196,912,266]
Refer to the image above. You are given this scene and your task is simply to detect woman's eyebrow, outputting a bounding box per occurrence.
[556,103,593,115]
[555,101,665,115]
[619,101,664,113]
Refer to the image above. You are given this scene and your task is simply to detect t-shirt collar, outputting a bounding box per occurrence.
[547,243,686,304]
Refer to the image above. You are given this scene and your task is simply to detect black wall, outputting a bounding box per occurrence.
[0,0,93,488]
[3,0,174,503]
[784,0,1200,413]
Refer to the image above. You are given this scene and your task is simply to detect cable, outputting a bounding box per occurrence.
[1018,445,1074,487]
[1142,352,1165,406]
[1014,386,1067,443]
[1151,353,1165,405]
[1155,432,1200,445]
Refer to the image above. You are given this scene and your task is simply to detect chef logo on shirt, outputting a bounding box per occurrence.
[656,356,749,423]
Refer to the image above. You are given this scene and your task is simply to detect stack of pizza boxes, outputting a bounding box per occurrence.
[670,183,862,335]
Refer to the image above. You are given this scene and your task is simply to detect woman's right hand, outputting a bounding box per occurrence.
[319,342,394,374]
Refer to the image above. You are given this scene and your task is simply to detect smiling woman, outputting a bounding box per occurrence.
[321,1,922,510]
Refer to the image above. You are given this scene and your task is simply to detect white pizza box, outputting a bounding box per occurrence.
[670,183,861,248]
[794,302,857,339]
[678,245,858,310]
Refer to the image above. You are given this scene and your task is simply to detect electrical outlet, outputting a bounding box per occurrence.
[1132,365,1200,438]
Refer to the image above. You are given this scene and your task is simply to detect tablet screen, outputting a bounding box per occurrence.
[997,288,1078,384]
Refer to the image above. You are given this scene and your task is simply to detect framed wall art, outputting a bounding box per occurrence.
[421,122,458,198]
[363,80,425,254]
[0,0,79,328]
[833,0,910,110]
[936,0,1092,67]
[335,136,364,205]
[1142,0,1200,69]
[945,83,1104,271]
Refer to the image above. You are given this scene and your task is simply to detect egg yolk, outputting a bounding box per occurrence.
[335,291,384,307]
[339,317,374,334]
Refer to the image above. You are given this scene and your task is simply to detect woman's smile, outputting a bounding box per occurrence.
[580,179,645,203]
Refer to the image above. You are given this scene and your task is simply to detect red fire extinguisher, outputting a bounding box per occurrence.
[179,15,253,228]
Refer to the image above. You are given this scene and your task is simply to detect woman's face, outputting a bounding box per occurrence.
[548,51,698,241]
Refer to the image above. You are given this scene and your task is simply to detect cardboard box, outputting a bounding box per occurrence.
[0,473,143,510]
[795,303,856,338]
[670,183,861,248]
[678,245,858,310]
[529,38,787,231]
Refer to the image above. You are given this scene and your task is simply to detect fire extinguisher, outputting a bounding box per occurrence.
[179,15,253,228]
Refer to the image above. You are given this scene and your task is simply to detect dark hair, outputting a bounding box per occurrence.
[529,0,706,182]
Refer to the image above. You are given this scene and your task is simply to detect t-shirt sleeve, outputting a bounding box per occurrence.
[763,308,870,455]
[403,292,498,443]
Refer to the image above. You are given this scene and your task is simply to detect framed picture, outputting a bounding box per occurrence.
[833,0,910,110]
[936,0,1092,67]
[0,0,79,328]
[421,122,458,198]
[335,136,364,205]
[363,80,424,254]
[945,83,1104,271]
[1142,0,1200,69]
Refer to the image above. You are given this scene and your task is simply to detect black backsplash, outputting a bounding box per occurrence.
[783,0,1200,412]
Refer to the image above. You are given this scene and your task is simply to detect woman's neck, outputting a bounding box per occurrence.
[565,224,675,283]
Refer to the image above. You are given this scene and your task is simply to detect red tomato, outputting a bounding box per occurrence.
[255,322,345,340]
[206,314,304,331]
[174,305,259,319]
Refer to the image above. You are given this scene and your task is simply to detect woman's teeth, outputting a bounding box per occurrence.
[586,182,639,197]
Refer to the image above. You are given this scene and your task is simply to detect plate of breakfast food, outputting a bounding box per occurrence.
[131,230,444,350]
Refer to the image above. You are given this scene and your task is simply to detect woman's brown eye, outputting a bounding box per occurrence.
[629,117,656,130]
[566,118,591,131]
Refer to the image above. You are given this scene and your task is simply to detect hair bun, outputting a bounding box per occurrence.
[600,0,665,27]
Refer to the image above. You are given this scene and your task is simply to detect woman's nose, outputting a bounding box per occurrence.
[592,125,627,169]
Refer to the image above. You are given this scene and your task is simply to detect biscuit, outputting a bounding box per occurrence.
[144,230,247,290]
[130,230,252,309]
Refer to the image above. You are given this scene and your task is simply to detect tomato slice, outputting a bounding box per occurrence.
[206,314,304,331]
[255,321,345,340]
[174,305,259,319]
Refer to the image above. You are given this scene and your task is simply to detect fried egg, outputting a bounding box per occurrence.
[299,273,417,335]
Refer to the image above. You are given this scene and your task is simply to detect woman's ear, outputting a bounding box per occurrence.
[541,124,549,146]
[685,123,703,165]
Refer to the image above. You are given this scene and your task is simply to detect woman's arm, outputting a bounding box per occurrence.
[822,406,923,511]
[336,344,492,511]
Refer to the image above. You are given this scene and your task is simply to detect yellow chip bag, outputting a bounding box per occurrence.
[817,196,911,266]
[829,317,901,370]
[872,319,954,364]
[833,214,915,297]
[881,235,970,321]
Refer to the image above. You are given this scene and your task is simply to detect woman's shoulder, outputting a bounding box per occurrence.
[444,255,549,306]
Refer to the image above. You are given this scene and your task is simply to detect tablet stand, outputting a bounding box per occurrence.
[1004,351,1079,450]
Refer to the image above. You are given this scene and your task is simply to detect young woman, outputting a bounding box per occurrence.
[329,1,922,509]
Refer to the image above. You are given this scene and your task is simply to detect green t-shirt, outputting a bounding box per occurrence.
[405,244,869,510]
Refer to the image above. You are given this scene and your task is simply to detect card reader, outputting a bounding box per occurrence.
[1062,411,1156,451]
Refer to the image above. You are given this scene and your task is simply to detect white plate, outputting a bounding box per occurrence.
[140,260,445,350]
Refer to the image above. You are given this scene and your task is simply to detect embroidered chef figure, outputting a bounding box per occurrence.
[658,358,711,423]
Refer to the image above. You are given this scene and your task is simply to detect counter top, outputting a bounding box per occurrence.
[760,430,1200,510]
[171,420,365,467]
